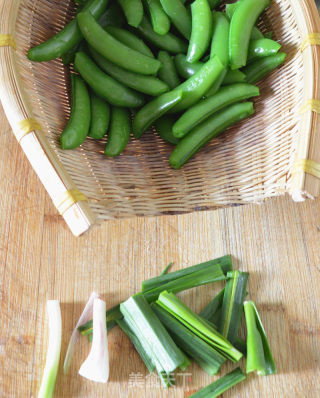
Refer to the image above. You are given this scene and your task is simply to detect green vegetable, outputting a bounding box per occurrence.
[189,367,246,397]
[120,293,189,385]
[187,0,213,63]
[117,0,144,27]
[77,11,161,75]
[74,52,145,108]
[38,301,61,398]
[173,83,259,138]
[223,69,246,85]
[28,0,109,62]
[248,38,281,61]
[157,51,181,90]
[79,304,122,336]
[154,116,181,145]
[170,102,255,169]
[211,11,230,67]
[89,46,169,96]
[60,74,91,150]
[144,0,171,35]
[152,303,226,375]
[142,255,232,292]
[156,291,243,362]
[133,90,183,139]
[244,300,277,375]
[98,3,126,28]
[88,92,110,139]
[243,52,287,84]
[219,271,249,343]
[199,287,225,325]
[160,0,192,39]
[160,262,174,275]
[105,107,131,157]
[174,54,203,79]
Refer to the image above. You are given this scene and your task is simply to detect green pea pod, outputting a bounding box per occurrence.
[88,93,110,139]
[89,46,169,96]
[133,90,183,139]
[145,0,171,35]
[105,107,131,156]
[211,12,230,67]
[117,0,144,27]
[187,0,213,63]
[135,16,188,54]
[160,0,192,40]
[248,38,281,61]
[106,26,154,58]
[208,0,221,8]
[204,70,226,97]
[223,69,246,85]
[154,116,180,145]
[28,0,109,62]
[174,54,203,79]
[99,3,126,28]
[251,26,265,40]
[61,74,91,150]
[170,55,225,113]
[173,83,259,138]
[74,52,145,108]
[243,52,287,84]
[158,51,181,90]
[229,0,270,70]
[169,102,254,169]
[77,11,161,75]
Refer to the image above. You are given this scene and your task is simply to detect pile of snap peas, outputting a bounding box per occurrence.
[28,0,286,168]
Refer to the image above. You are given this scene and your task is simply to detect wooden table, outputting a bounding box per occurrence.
[0,103,319,398]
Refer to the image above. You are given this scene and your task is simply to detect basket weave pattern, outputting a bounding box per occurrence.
[1,0,320,234]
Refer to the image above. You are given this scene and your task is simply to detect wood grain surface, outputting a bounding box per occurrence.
[0,103,319,398]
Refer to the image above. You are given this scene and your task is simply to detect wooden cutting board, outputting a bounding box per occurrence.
[0,104,319,398]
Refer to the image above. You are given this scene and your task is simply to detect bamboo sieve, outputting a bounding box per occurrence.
[0,0,319,236]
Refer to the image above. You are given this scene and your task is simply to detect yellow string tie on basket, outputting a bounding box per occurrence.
[300,33,320,52]
[292,159,320,179]
[299,99,320,114]
[16,118,42,143]
[0,34,16,49]
[57,189,88,216]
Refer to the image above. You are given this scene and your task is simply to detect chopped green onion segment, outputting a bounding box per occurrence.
[79,304,122,336]
[244,301,277,376]
[152,303,226,375]
[120,293,188,384]
[199,287,225,325]
[189,367,246,398]
[156,291,242,362]
[160,262,174,276]
[219,271,249,343]
[38,300,62,398]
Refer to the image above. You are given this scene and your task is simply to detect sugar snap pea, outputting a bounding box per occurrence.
[136,16,188,54]
[229,0,270,70]
[159,0,192,40]
[105,26,154,58]
[75,52,145,107]
[169,102,255,169]
[133,90,183,139]
[89,46,169,96]
[117,0,144,27]
[99,3,126,28]
[88,92,110,139]
[247,38,281,61]
[28,0,109,62]
[60,74,91,150]
[158,51,181,90]
[105,107,131,156]
[223,69,246,85]
[243,52,287,84]
[169,56,224,113]
[77,11,161,75]
[174,54,203,79]
[154,116,180,145]
[173,83,259,138]
[187,0,212,63]
[145,0,171,35]
[211,12,230,67]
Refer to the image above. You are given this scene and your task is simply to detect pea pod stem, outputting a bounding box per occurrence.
[170,102,255,169]
[77,11,161,75]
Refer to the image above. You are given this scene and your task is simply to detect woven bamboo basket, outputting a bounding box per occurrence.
[0,0,319,236]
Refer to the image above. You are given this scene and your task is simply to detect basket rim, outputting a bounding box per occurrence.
[0,0,319,235]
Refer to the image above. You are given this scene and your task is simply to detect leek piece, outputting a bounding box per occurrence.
[79,304,122,336]
[219,271,249,343]
[120,293,188,379]
[199,287,225,325]
[160,262,174,275]
[64,292,99,374]
[144,266,226,302]
[38,301,62,398]
[189,367,246,397]
[152,303,226,375]
[141,255,232,292]
[244,301,276,375]
[156,291,242,362]
[79,299,109,383]
[117,319,155,373]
